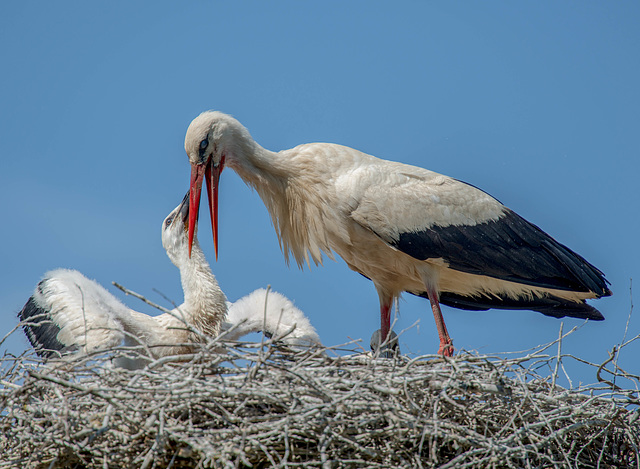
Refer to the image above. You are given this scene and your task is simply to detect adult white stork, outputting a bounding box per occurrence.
[19,192,320,367]
[184,111,611,357]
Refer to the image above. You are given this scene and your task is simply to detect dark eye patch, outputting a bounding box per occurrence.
[198,138,210,160]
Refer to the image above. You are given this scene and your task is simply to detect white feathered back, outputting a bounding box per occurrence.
[224,288,321,347]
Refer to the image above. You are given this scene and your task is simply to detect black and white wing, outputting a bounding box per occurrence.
[350,164,611,317]
[19,269,128,358]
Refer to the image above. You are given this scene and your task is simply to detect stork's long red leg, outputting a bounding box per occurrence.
[380,297,392,344]
[425,287,453,357]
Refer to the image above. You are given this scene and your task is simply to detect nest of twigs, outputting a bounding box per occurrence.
[1,329,639,469]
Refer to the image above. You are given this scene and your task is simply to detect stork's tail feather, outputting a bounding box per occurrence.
[415,291,604,321]
[18,293,74,358]
[531,299,604,321]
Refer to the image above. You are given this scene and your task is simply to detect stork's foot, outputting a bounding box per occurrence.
[370,329,400,358]
[438,339,454,357]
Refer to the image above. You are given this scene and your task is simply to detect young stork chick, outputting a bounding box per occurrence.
[19,193,320,366]
[223,288,321,348]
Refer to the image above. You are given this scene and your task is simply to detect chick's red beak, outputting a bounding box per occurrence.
[189,158,224,259]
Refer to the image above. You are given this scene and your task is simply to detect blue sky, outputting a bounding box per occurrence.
[1,2,638,386]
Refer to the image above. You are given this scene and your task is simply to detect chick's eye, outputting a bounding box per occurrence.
[199,139,209,151]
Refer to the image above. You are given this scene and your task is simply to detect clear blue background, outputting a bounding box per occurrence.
[2,2,638,387]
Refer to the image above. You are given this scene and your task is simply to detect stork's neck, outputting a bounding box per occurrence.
[225,135,341,269]
[176,242,227,338]
[224,135,285,187]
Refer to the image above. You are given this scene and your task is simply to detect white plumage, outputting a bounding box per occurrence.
[184,111,611,356]
[19,193,320,367]
[223,288,319,347]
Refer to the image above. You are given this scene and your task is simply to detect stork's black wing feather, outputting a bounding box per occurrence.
[393,209,611,297]
[18,291,74,358]
[408,290,604,320]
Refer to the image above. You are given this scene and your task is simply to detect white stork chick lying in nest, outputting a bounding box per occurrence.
[18,192,321,367]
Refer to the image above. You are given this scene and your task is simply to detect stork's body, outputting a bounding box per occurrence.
[19,193,320,366]
[185,111,611,356]
[223,288,320,347]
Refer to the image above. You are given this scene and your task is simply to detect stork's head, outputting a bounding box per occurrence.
[161,191,193,267]
[185,111,258,260]
[184,111,242,260]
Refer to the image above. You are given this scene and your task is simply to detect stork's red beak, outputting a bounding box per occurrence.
[189,158,224,259]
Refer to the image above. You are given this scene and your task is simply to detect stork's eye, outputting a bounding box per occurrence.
[198,138,209,159]
[165,216,173,227]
